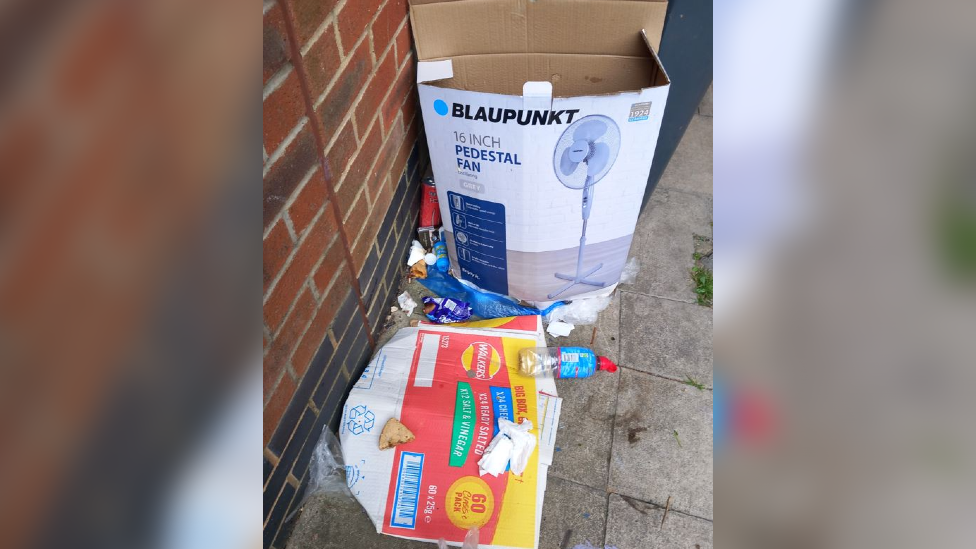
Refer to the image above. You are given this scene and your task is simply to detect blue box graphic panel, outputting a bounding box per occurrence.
[447,191,508,295]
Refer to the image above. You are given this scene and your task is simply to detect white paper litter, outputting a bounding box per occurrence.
[546,320,575,337]
[477,433,513,477]
[406,240,426,266]
[478,418,537,477]
[397,291,417,316]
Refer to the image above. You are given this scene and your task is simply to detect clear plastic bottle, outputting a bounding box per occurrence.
[517,347,617,379]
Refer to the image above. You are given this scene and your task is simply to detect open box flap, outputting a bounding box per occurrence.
[418,51,664,96]
[409,0,668,60]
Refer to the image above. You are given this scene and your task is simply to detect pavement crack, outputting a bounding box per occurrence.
[616,365,713,390]
[610,491,714,523]
[617,288,697,305]
[621,494,652,515]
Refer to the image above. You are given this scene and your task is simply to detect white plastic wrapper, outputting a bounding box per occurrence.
[546,295,613,326]
[618,257,640,285]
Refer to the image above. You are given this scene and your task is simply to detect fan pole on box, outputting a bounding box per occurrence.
[548,115,621,299]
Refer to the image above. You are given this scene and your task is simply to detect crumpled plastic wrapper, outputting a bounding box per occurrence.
[547,295,612,325]
[619,256,640,284]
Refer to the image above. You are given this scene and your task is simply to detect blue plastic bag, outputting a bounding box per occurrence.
[417,268,564,319]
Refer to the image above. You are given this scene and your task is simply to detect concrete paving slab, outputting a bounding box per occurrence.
[605,494,713,549]
[374,279,438,348]
[618,292,712,387]
[698,83,713,117]
[657,115,712,197]
[608,369,713,520]
[538,476,609,549]
[548,364,620,490]
[628,189,712,302]
[286,496,429,549]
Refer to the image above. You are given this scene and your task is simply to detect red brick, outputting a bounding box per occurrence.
[351,227,374,273]
[264,3,292,86]
[390,117,418,184]
[287,168,327,236]
[263,221,295,293]
[324,121,357,181]
[380,63,416,134]
[293,267,350,374]
[336,124,383,212]
[367,193,387,235]
[264,347,289,399]
[312,239,347,295]
[373,182,394,221]
[343,194,369,244]
[263,70,305,153]
[369,173,391,205]
[264,282,316,386]
[372,0,407,53]
[54,4,130,112]
[291,0,340,46]
[354,50,397,131]
[267,287,317,378]
[264,373,297,446]
[368,117,404,201]
[0,110,46,213]
[318,39,371,138]
[401,90,418,133]
[264,128,317,228]
[394,22,412,67]
[353,204,384,273]
[303,22,341,99]
[336,0,384,51]
[264,209,337,332]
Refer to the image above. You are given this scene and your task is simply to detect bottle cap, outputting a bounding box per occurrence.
[597,356,618,372]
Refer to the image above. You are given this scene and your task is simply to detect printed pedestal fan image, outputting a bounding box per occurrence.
[548,115,622,299]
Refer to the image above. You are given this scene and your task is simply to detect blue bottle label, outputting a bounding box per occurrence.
[558,347,597,378]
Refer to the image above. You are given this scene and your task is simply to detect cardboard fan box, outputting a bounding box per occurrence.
[411,0,670,303]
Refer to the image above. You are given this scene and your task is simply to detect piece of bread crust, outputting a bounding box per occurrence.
[379,418,415,450]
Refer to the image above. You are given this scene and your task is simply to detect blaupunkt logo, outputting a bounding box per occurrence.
[434,99,449,116]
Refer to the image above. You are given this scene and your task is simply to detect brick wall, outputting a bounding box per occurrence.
[0,2,255,547]
[262,0,427,547]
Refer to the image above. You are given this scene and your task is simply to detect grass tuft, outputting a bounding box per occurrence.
[683,376,706,390]
[690,265,712,307]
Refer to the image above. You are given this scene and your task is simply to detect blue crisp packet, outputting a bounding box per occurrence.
[422,296,473,323]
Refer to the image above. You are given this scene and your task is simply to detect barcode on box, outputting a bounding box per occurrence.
[391,452,425,529]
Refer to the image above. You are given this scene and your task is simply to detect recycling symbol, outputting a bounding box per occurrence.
[346,405,375,435]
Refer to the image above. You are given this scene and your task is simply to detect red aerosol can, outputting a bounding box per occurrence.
[419,176,441,228]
